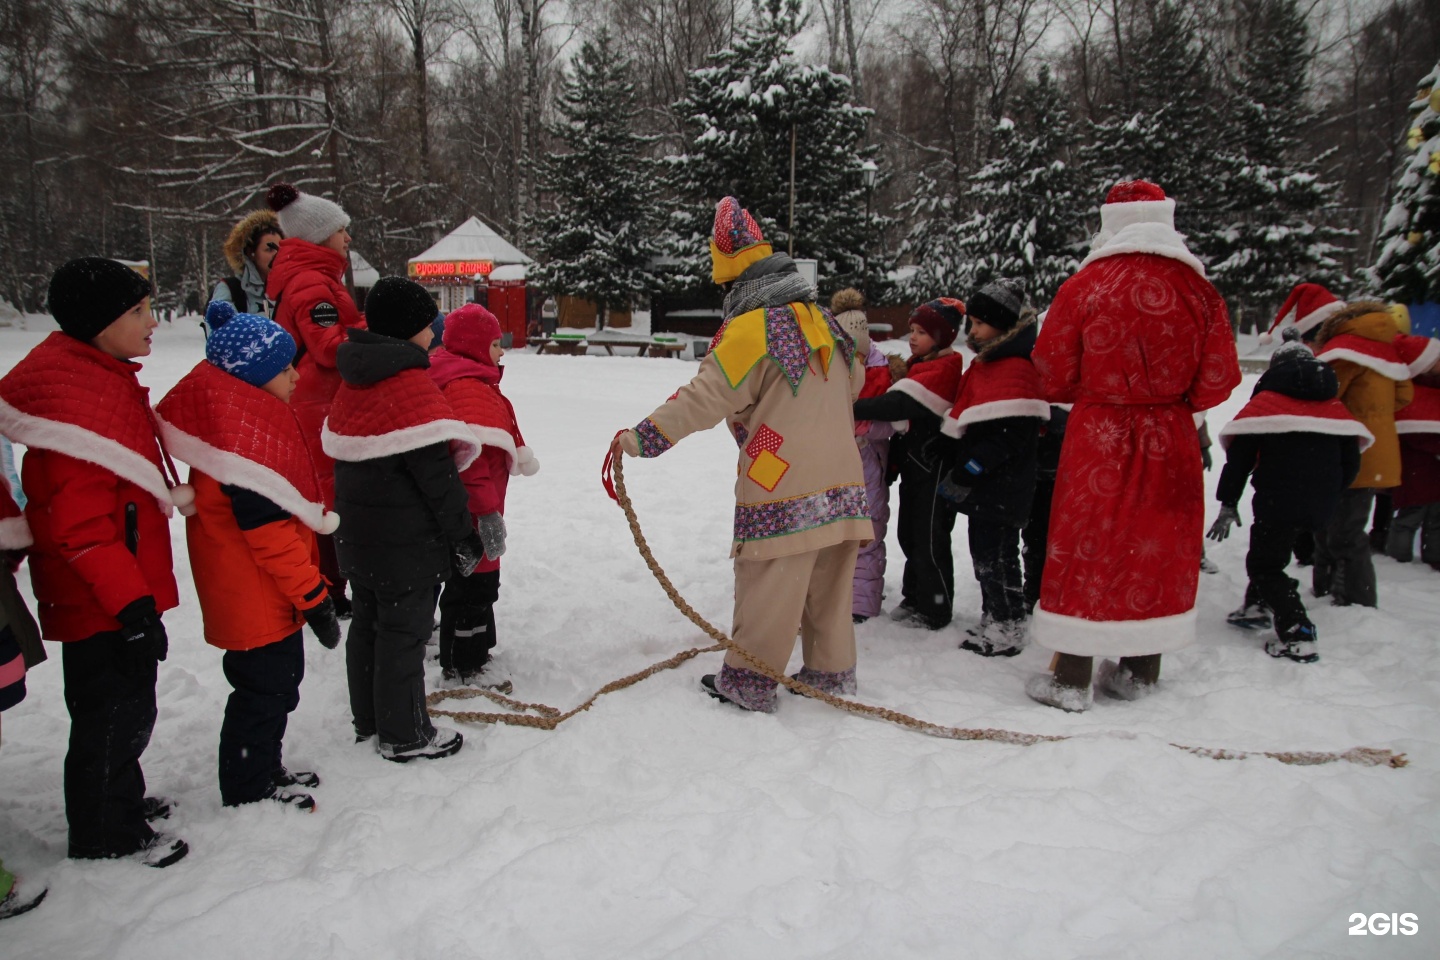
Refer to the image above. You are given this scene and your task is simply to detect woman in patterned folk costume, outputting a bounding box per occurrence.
[1027,181,1241,712]
[612,197,871,713]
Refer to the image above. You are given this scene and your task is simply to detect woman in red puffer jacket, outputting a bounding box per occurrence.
[263,182,365,613]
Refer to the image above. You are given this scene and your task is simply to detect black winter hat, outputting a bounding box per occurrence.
[967,279,1027,333]
[364,276,438,341]
[48,258,153,342]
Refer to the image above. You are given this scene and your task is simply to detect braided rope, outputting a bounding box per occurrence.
[429,454,1407,769]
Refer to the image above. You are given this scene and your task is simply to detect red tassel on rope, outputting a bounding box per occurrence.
[602,429,627,502]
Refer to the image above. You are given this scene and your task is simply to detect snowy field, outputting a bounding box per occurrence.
[1,316,1437,959]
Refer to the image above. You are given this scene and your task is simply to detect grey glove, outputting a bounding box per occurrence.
[936,472,972,507]
[1207,505,1242,542]
[476,512,507,561]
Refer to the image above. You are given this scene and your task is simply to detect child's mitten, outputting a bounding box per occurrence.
[117,596,169,662]
[1207,505,1242,542]
[453,532,487,577]
[302,596,342,649]
[476,512,507,560]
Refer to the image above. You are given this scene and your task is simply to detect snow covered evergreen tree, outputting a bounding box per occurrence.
[1081,2,1229,244]
[660,0,883,293]
[528,29,660,326]
[1373,61,1440,305]
[1205,0,1349,326]
[899,68,1089,305]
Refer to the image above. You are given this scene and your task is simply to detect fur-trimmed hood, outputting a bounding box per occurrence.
[966,310,1038,362]
[1315,301,1397,349]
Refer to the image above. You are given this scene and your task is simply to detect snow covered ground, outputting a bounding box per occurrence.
[1,316,1437,959]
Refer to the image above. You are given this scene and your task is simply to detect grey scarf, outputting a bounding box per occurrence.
[722,253,817,320]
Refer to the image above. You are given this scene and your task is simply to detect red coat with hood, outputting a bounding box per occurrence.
[426,304,539,574]
[1031,191,1241,658]
[0,333,184,641]
[266,238,365,507]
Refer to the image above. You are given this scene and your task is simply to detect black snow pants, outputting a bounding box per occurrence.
[346,582,439,750]
[63,630,159,859]
[438,569,499,678]
[1244,518,1312,638]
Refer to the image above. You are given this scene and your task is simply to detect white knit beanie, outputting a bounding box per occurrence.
[265,182,350,245]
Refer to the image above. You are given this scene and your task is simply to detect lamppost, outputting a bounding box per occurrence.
[860,161,878,282]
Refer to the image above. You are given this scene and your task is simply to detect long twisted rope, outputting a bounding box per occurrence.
[429,450,1407,769]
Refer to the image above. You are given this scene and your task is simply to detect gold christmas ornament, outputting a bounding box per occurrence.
[1409,231,1424,245]
[1410,127,1425,149]
[1431,88,1440,112]
[1430,153,1440,175]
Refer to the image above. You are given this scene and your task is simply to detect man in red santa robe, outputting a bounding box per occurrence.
[1027,181,1242,711]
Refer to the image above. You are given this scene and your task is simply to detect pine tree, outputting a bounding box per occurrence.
[1081,2,1229,241]
[899,68,1089,305]
[660,0,883,294]
[1373,61,1440,305]
[528,29,661,326]
[1205,0,1349,327]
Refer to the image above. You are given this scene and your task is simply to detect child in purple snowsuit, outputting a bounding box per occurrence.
[833,290,895,622]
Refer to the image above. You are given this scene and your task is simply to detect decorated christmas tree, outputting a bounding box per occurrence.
[528,29,660,327]
[1373,61,1440,305]
[659,0,883,294]
[900,68,1089,305]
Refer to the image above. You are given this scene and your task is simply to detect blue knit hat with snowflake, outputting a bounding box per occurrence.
[204,300,296,387]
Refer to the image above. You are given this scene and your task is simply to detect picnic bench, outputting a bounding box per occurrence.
[531,335,588,356]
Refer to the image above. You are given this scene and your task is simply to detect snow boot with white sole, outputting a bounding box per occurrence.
[379,727,464,763]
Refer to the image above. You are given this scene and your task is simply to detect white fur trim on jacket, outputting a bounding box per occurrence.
[0,514,32,550]
[1396,418,1440,435]
[1218,415,1375,452]
[156,415,340,534]
[0,396,174,515]
[888,378,953,418]
[1408,337,1440,377]
[321,418,480,471]
[1316,348,1412,382]
[940,399,1051,439]
[1031,604,1197,657]
[1081,198,1208,277]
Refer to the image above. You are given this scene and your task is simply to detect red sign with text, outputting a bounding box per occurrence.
[408,260,494,280]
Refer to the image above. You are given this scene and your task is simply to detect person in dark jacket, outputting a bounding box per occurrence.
[852,299,967,630]
[1207,344,1367,662]
[1023,404,1067,613]
[322,277,486,763]
[936,281,1048,657]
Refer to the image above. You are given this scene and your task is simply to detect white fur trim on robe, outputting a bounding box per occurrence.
[1317,348,1412,382]
[1031,604,1198,657]
[1081,198,1208,277]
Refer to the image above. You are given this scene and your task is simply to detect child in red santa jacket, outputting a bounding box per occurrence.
[0,258,189,867]
[938,280,1049,658]
[156,303,343,810]
[323,277,486,763]
[426,304,539,686]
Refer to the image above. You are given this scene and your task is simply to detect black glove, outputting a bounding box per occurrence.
[1201,446,1213,471]
[476,512,507,561]
[453,532,486,577]
[1207,504,1242,542]
[117,596,168,662]
[937,472,972,507]
[302,596,342,649]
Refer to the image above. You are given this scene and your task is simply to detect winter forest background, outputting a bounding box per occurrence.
[0,0,1437,329]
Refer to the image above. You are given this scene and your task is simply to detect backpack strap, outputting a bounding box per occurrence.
[222,275,248,312]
